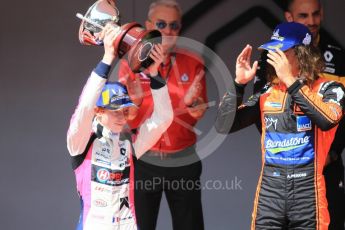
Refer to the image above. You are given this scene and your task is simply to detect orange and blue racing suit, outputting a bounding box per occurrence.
[216,77,345,229]
[254,31,345,229]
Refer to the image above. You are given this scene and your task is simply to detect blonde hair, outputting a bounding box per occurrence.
[147,0,182,19]
[295,45,324,83]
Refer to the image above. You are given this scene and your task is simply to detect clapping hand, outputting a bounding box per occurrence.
[184,69,205,107]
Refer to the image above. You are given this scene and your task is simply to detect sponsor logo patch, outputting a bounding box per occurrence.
[268,43,283,50]
[180,73,189,82]
[92,165,130,186]
[120,197,129,210]
[324,50,334,62]
[271,29,284,41]
[273,171,280,177]
[97,169,110,182]
[287,173,307,179]
[264,132,315,165]
[264,102,282,108]
[93,199,108,207]
[265,117,278,130]
[297,116,312,132]
[302,33,311,45]
[266,136,310,154]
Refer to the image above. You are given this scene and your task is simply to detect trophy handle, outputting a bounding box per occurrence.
[113,23,162,73]
[77,0,120,45]
[76,0,162,73]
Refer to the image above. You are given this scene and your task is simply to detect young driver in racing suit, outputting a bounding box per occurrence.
[66,25,173,230]
[216,22,345,229]
[252,2,345,228]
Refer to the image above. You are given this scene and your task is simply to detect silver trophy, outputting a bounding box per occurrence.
[77,0,162,73]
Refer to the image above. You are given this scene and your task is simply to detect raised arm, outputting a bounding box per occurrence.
[133,44,173,158]
[67,24,118,156]
[215,45,260,134]
[133,77,173,158]
[215,82,261,134]
[267,48,345,130]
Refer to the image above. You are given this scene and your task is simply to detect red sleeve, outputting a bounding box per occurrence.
[118,59,136,83]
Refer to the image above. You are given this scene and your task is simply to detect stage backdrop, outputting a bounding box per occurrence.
[1,0,344,229]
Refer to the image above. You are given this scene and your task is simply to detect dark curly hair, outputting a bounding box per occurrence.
[285,0,321,12]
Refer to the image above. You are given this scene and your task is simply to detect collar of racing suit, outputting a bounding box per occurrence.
[92,118,120,143]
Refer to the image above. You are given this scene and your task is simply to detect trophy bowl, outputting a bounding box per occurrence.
[77,0,162,73]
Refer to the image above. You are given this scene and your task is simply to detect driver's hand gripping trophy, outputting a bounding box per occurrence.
[76,0,162,73]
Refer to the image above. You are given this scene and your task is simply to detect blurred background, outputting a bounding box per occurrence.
[1,0,344,229]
